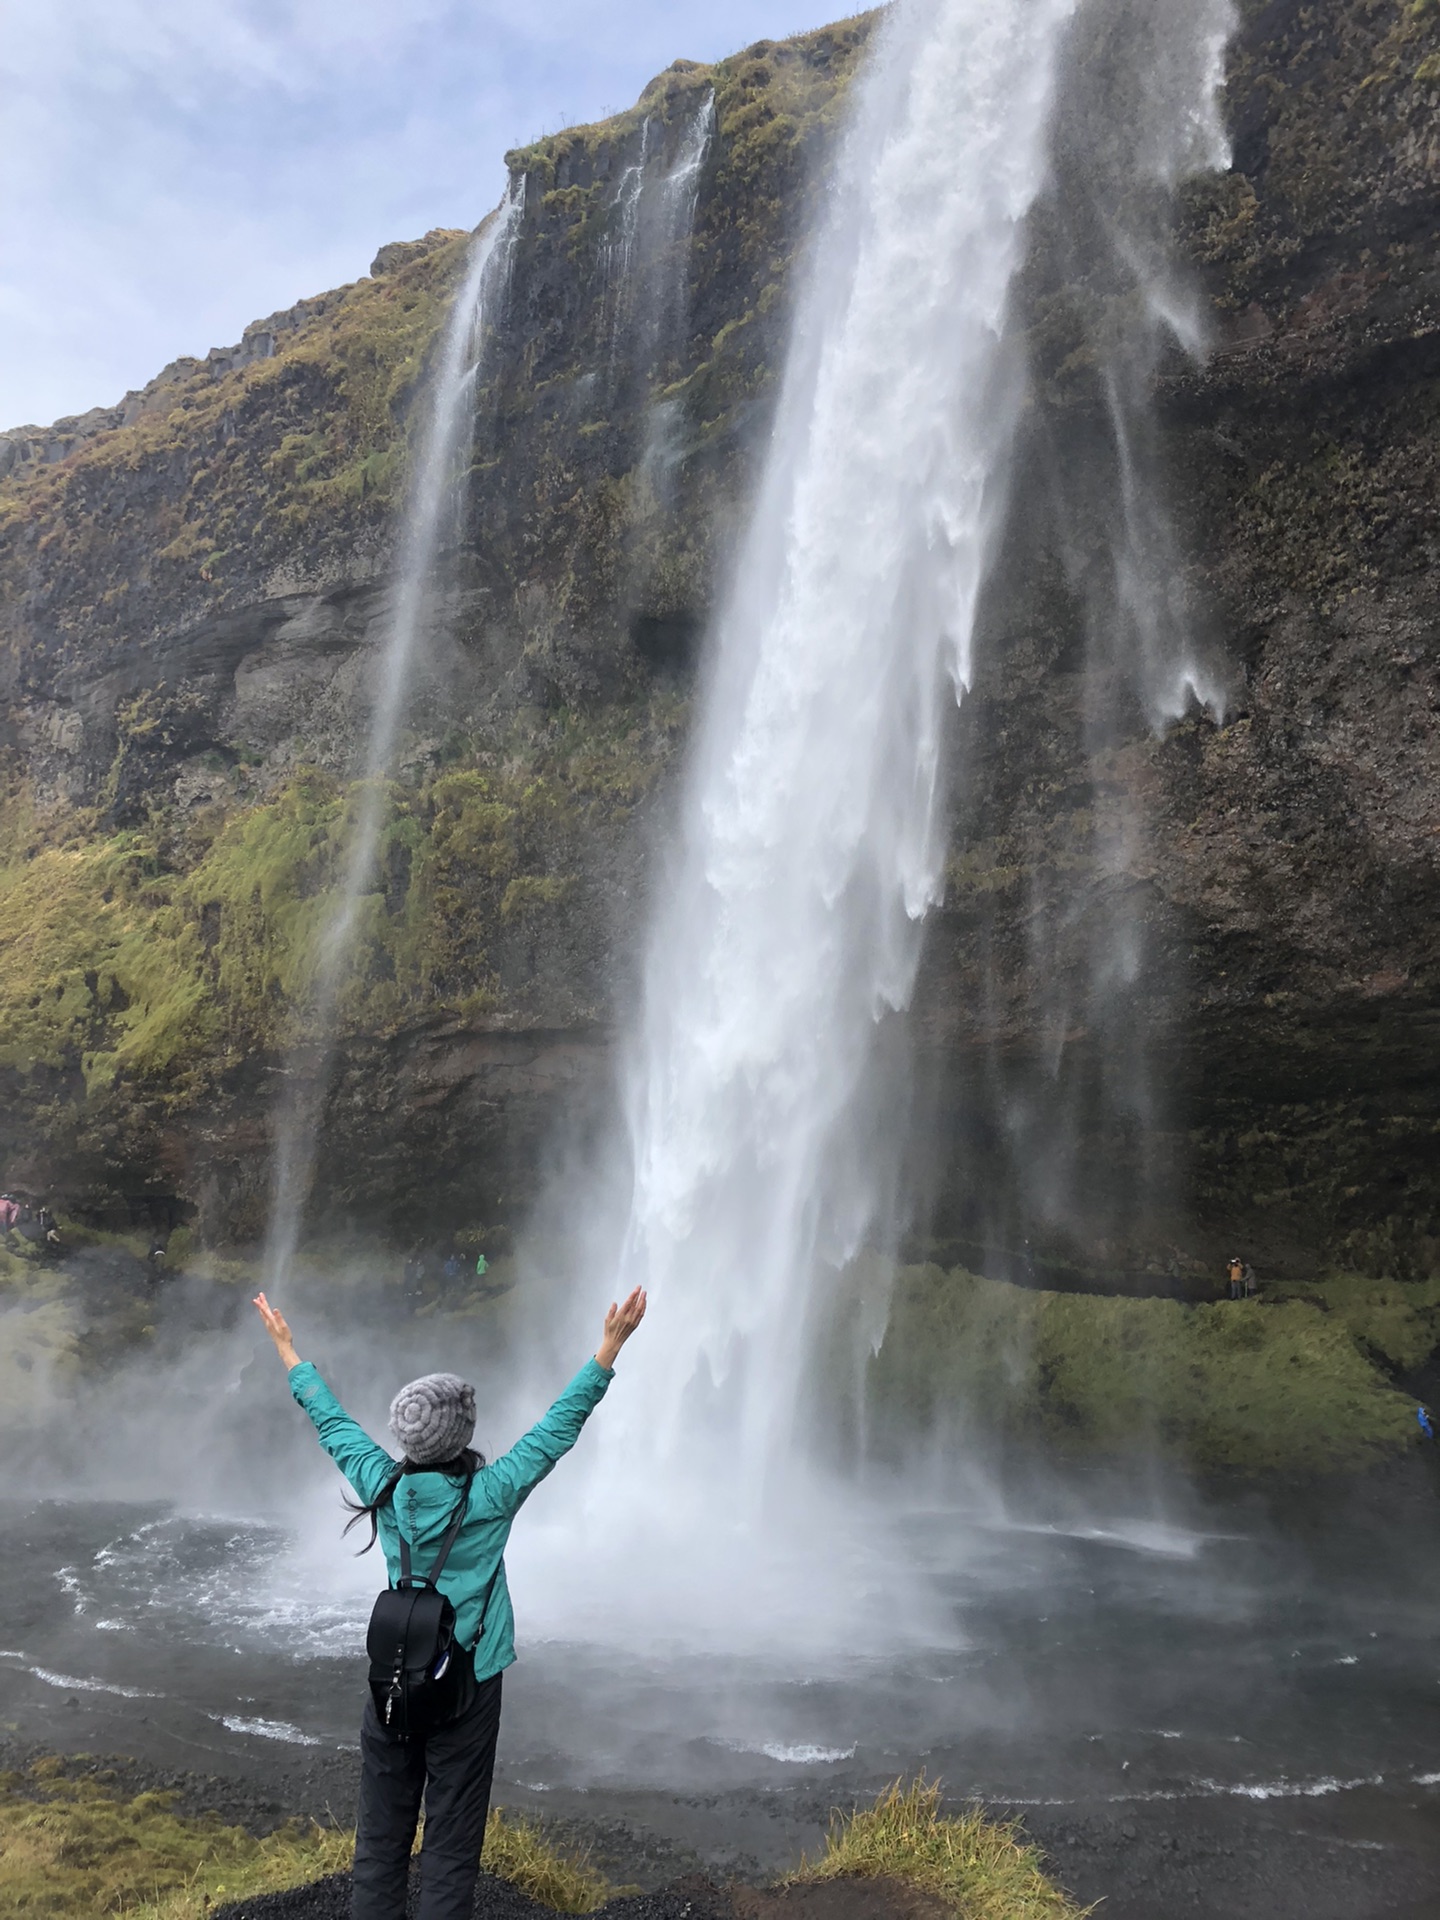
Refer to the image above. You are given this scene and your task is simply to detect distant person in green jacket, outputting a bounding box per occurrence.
[253,1282,647,1920]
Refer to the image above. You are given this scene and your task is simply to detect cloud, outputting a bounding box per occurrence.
[0,0,845,429]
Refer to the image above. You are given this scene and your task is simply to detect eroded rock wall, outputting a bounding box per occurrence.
[0,23,871,1241]
[920,0,1440,1276]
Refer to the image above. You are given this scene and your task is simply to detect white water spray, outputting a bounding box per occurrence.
[601,94,715,382]
[1103,0,1236,730]
[262,187,522,1290]
[638,93,714,376]
[600,123,654,361]
[599,0,1077,1488]
[985,0,1237,1261]
[1063,0,1236,728]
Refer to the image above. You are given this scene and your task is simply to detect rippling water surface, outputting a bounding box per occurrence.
[4,1477,1437,1826]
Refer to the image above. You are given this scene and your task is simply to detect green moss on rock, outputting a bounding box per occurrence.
[0,686,682,1111]
[869,1265,1428,1472]
[0,226,476,647]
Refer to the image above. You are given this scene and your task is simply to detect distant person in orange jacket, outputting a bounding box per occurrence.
[1226,1256,1244,1301]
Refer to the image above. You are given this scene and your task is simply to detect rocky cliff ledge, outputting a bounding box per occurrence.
[0,2,1436,1273]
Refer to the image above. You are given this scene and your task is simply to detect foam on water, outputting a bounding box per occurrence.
[8,1487,1439,1814]
[213,1713,322,1746]
[0,1653,159,1699]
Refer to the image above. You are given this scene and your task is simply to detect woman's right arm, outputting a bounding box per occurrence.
[254,1293,396,1502]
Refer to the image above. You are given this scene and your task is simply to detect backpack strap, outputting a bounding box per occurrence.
[396,1468,474,1590]
[387,1468,501,1655]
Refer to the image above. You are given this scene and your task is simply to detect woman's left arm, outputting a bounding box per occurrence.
[254,1293,396,1502]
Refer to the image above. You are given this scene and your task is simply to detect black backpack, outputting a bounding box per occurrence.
[366,1467,490,1739]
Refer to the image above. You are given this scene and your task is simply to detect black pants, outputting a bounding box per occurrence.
[352,1669,503,1920]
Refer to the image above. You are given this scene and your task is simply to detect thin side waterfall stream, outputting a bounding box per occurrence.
[261,187,522,1295]
[968,0,1239,1259]
[601,92,713,378]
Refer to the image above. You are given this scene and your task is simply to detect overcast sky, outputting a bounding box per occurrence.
[0,0,845,432]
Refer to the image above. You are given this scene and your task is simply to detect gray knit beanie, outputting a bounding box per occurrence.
[388,1372,476,1466]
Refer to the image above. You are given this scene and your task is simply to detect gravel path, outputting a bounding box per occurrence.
[212,1868,947,1919]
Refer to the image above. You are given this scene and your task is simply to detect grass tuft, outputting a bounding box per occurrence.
[0,1762,611,1917]
[480,1808,612,1913]
[791,1778,1085,1919]
[0,1763,350,1918]
[130,1824,354,1918]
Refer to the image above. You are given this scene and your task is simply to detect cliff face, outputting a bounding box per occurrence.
[925,0,1440,1278]
[0,23,869,1244]
[0,2,1436,1271]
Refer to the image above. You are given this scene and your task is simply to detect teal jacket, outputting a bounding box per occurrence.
[288,1356,612,1679]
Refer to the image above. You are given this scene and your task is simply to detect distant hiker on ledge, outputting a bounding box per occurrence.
[1226,1256,1244,1301]
[1419,1405,1436,1444]
[26,1203,62,1259]
[252,1282,646,1920]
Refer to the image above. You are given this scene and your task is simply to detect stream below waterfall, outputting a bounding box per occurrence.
[4,1465,1439,1918]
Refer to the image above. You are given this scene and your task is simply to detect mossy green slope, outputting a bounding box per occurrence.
[869,1266,1435,1472]
[0,227,476,653]
[0,1757,352,1919]
[0,1759,1080,1919]
[0,687,687,1106]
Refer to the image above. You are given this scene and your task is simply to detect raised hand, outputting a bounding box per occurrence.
[253,1291,301,1370]
[596,1286,647,1370]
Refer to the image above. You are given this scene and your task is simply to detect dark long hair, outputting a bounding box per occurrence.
[343,1447,486,1553]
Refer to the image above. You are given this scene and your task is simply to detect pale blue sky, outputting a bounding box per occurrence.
[0,0,848,431]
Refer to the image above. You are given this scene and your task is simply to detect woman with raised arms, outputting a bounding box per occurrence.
[253,1283,647,1920]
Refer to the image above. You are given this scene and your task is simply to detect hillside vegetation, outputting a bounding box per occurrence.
[869,1265,1437,1472]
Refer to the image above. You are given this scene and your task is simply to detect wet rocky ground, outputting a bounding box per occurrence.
[5,1736,1439,1919]
[214,1868,958,1919]
[214,1868,738,1920]
[1022,1788,1440,1920]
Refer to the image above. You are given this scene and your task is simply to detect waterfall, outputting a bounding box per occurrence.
[599,123,654,364]
[599,0,1077,1488]
[964,0,1236,1268]
[601,93,715,392]
[1061,0,1235,729]
[635,93,714,383]
[1067,0,1235,1245]
[261,186,522,1292]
